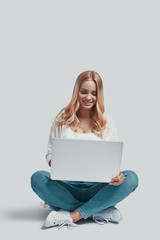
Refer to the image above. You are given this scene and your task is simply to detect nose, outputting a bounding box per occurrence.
[86,93,92,100]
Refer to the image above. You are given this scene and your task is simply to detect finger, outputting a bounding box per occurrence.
[111,172,122,181]
[116,176,125,186]
[109,180,119,185]
[118,174,123,182]
[118,172,124,181]
[109,176,125,186]
[122,175,125,183]
[110,179,119,184]
[109,178,117,183]
[113,176,121,182]
[111,176,118,182]
[110,172,124,184]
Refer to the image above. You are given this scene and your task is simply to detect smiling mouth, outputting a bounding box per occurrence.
[82,100,93,104]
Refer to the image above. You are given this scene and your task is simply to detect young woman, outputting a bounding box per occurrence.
[31,70,138,230]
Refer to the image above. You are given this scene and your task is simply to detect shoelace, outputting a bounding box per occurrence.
[58,221,78,230]
[94,218,109,225]
[49,214,79,230]
[94,209,112,225]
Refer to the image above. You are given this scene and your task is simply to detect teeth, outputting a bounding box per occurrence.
[83,100,92,104]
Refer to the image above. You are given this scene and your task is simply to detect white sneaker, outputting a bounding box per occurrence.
[43,209,79,230]
[93,206,122,224]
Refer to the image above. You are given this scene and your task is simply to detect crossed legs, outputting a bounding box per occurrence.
[31,170,138,222]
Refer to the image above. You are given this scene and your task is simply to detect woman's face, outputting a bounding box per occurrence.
[78,80,97,110]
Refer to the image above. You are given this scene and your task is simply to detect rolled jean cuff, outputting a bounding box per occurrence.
[77,207,88,220]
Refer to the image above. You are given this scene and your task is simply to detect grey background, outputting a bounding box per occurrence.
[0,0,159,239]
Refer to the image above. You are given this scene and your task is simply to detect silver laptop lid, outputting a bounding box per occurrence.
[50,138,123,183]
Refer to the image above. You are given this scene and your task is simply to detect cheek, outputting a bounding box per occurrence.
[93,96,97,102]
[79,93,83,100]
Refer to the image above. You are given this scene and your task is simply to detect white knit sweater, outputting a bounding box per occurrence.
[45,113,119,164]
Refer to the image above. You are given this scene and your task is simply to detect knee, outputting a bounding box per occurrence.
[31,170,49,191]
[122,170,139,192]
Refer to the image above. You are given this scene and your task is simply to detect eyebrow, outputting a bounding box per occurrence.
[81,88,97,92]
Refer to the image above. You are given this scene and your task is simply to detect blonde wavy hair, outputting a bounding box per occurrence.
[55,70,107,139]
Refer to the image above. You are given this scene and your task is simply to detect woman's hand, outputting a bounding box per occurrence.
[109,172,125,186]
[49,160,51,167]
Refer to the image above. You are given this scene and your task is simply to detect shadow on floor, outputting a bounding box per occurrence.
[0,205,93,226]
[0,206,53,222]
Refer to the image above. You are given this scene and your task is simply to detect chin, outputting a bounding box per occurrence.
[82,104,94,110]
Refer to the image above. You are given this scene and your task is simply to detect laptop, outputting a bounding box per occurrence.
[50,138,123,183]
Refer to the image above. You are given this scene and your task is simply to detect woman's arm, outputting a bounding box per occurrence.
[104,114,119,141]
[45,117,57,166]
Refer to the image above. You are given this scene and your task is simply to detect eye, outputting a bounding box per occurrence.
[80,90,97,96]
[81,91,87,94]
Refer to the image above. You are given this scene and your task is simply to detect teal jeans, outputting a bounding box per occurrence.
[31,170,138,219]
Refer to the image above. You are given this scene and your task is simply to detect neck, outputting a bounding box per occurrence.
[76,109,93,119]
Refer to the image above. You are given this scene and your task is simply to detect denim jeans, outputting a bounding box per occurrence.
[31,170,138,219]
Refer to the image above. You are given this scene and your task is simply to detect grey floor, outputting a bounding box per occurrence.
[1,0,160,239]
[0,184,158,240]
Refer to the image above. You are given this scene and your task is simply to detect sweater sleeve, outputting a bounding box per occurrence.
[45,117,57,165]
[103,114,119,141]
